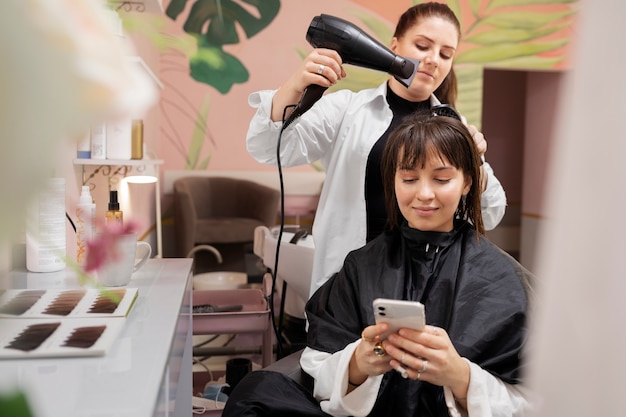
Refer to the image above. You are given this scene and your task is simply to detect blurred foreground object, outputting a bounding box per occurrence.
[0,0,157,245]
[528,1,626,416]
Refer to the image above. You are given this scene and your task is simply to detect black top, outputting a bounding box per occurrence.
[306,221,531,417]
[365,85,430,242]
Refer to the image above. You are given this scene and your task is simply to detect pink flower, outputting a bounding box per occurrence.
[84,220,139,273]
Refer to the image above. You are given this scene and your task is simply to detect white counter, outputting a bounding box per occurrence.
[0,258,193,417]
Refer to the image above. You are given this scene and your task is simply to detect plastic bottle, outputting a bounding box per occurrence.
[90,123,106,159]
[26,178,66,272]
[77,130,91,159]
[131,119,143,160]
[76,185,96,266]
[105,190,123,225]
[106,118,132,160]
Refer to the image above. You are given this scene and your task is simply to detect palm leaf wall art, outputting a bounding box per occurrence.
[165,0,281,94]
[120,0,284,175]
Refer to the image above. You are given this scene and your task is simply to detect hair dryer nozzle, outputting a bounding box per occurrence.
[306,14,419,87]
[391,56,420,88]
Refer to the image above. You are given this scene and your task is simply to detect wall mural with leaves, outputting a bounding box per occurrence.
[320,0,577,127]
[155,0,577,173]
[165,0,280,94]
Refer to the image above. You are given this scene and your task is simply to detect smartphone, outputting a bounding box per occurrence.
[373,298,426,340]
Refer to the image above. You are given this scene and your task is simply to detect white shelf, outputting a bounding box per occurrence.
[127,55,164,89]
[74,158,164,258]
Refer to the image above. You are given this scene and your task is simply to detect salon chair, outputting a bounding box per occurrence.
[263,348,312,390]
[173,176,280,263]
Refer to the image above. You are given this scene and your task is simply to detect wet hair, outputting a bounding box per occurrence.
[393,2,461,106]
[381,110,484,235]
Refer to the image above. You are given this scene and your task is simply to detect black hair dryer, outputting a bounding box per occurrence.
[283,14,420,128]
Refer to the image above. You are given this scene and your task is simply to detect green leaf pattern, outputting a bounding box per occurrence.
[165,0,577,168]
[464,23,568,45]
[185,94,212,170]
[164,0,281,170]
[488,0,577,9]
[166,0,281,94]
[335,1,577,127]
[477,11,574,30]
[454,1,576,125]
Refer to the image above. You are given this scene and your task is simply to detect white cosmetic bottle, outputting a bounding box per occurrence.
[76,185,96,266]
[91,123,107,160]
[106,118,132,160]
[26,178,66,272]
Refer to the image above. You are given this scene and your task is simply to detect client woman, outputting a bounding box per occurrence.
[223,111,532,417]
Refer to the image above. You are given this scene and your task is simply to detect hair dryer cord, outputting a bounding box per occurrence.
[282,84,328,129]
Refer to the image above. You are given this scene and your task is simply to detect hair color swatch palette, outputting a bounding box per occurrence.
[0,317,126,358]
[0,288,139,359]
[0,288,138,319]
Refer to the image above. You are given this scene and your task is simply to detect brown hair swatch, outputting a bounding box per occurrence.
[43,290,87,316]
[88,289,126,314]
[62,325,107,348]
[6,322,61,352]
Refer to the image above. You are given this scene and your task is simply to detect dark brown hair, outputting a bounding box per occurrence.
[393,2,461,106]
[381,110,484,235]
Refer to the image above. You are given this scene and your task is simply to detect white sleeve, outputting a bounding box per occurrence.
[300,343,383,417]
[246,89,348,168]
[480,161,507,230]
[246,89,286,165]
[443,360,533,417]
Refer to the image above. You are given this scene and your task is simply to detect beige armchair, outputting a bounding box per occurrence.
[173,176,280,259]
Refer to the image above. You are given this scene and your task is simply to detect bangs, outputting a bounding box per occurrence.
[395,120,465,172]
[381,111,484,235]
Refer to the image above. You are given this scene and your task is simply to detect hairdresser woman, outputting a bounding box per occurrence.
[246,3,506,295]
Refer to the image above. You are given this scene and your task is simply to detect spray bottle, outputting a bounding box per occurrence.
[76,185,96,266]
[105,190,123,225]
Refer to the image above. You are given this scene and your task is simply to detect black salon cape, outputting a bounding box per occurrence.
[223,222,530,417]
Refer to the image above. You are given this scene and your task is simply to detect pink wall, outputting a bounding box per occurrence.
[481,68,567,265]
[129,0,577,260]
[482,69,527,209]
[523,71,566,217]
[155,0,577,173]
[158,0,383,173]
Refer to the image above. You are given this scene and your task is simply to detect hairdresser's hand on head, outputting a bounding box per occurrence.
[466,124,489,190]
[384,326,470,406]
[271,48,346,122]
[466,124,487,157]
[347,323,393,390]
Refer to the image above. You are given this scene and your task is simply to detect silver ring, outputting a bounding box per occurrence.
[317,64,325,75]
[419,360,428,373]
